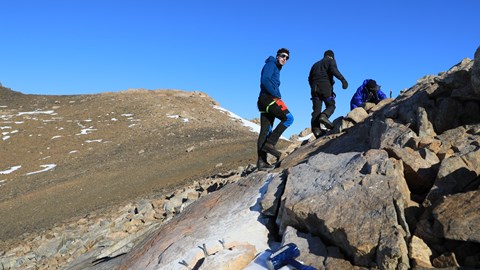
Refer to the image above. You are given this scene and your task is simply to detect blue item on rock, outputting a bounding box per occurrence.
[266,243,317,270]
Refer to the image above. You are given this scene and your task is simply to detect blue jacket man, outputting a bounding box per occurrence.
[260,56,282,98]
[256,48,294,171]
[350,79,387,110]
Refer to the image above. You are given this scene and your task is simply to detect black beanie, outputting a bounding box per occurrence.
[366,80,378,91]
[324,50,334,58]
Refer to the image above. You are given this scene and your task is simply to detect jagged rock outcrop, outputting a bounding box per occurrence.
[272,51,480,269]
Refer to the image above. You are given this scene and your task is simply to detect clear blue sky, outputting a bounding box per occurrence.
[1,1,478,137]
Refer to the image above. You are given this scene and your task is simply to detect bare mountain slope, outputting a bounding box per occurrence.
[0,87,260,244]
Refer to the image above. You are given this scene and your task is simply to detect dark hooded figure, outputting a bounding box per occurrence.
[308,50,348,138]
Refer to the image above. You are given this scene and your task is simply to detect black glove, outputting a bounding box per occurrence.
[341,79,348,89]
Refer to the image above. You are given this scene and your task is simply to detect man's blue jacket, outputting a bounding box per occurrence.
[350,79,387,110]
[259,56,282,98]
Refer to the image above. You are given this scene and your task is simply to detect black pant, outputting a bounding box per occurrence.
[310,82,336,134]
[257,96,290,162]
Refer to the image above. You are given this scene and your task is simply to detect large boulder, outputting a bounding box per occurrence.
[385,146,439,194]
[276,149,411,269]
[432,190,480,243]
[425,144,480,206]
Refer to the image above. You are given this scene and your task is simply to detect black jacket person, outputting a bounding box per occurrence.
[308,50,348,138]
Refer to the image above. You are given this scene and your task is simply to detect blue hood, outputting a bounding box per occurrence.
[259,56,282,98]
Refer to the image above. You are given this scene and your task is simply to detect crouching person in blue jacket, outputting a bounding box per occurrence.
[350,79,387,110]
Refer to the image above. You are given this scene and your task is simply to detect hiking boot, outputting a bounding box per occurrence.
[262,142,283,159]
[319,114,333,129]
[312,127,326,139]
[257,159,275,171]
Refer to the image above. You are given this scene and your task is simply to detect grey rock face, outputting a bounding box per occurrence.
[277,150,410,269]
[432,190,480,242]
[425,146,480,206]
[260,173,286,217]
[112,173,271,270]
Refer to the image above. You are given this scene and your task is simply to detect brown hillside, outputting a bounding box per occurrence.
[0,87,261,245]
